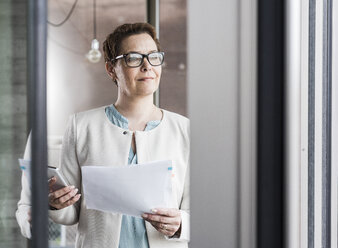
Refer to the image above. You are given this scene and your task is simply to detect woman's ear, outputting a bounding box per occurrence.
[105,62,117,81]
[104,62,113,77]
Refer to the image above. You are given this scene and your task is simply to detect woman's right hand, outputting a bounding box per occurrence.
[48,177,81,210]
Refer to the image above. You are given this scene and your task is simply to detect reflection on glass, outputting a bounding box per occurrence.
[47,0,146,246]
[6,0,187,246]
[3,1,146,247]
[0,0,28,247]
[159,0,187,116]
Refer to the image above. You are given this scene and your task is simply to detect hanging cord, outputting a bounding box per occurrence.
[48,0,79,27]
[93,0,97,38]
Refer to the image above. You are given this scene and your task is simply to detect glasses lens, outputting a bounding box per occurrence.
[125,53,143,67]
[148,52,164,66]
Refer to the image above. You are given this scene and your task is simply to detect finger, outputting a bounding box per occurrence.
[62,194,81,207]
[50,193,81,210]
[57,188,79,205]
[48,186,75,206]
[48,193,59,208]
[48,177,56,187]
[149,221,177,236]
[161,229,176,237]
[48,192,56,203]
[48,190,67,204]
[48,177,57,193]
[154,222,178,232]
[151,208,180,217]
[142,213,180,226]
[52,185,75,198]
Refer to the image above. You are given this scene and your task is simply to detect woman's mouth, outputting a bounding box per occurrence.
[138,77,154,81]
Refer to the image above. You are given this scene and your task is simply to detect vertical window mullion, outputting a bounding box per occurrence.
[146,0,160,107]
[314,0,324,245]
[322,0,332,246]
[309,0,333,246]
[28,0,48,247]
[330,0,338,246]
[308,0,316,247]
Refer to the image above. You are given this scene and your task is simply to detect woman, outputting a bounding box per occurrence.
[48,23,190,248]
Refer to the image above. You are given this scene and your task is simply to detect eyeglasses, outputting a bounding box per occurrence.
[111,52,164,68]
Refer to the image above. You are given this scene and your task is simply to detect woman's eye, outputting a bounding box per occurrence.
[149,55,159,61]
[149,54,162,64]
[127,57,138,62]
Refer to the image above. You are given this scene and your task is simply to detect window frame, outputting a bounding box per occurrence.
[285,0,334,247]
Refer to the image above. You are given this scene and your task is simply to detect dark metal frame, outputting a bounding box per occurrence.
[322,0,332,246]
[257,0,285,247]
[308,0,316,247]
[147,0,160,107]
[27,0,48,247]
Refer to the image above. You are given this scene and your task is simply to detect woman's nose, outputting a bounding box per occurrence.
[140,58,152,71]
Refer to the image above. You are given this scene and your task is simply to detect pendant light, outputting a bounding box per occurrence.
[86,0,101,63]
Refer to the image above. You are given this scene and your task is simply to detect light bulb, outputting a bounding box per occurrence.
[86,39,102,63]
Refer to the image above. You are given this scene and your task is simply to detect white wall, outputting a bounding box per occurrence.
[188,0,257,247]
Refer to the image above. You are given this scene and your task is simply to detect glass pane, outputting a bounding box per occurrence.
[0,0,28,247]
[47,1,146,247]
[47,0,146,136]
[159,0,187,116]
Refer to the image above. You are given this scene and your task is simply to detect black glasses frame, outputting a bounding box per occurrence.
[111,51,165,68]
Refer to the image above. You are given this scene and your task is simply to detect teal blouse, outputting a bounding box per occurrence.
[105,104,160,248]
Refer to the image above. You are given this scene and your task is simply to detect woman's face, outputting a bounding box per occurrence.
[111,33,162,98]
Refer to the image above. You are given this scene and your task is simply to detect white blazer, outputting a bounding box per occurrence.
[16,134,63,239]
[49,107,190,248]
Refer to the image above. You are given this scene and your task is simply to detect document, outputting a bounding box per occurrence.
[81,160,173,218]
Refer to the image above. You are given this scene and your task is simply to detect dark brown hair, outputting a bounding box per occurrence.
[103,22,161,66]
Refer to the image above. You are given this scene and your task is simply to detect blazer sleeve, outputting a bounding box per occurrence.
[16,171,32,239]
[49,114,81,225]
[15,132,32,239]
[167,118,190,242]
[178,163,190,241]
[166,160,190,242]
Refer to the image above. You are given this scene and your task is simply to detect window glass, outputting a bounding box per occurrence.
[48,0,146,137]
[159,0,187,116]
[47,1,145,245]
[47,1,146,246]
[0,0,28,247]
[0,1,146,247]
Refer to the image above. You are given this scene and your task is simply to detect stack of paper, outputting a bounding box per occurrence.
[81,160,173,218]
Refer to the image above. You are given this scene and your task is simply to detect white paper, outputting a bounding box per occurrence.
[81,160,173,218]
[18,159,31,187]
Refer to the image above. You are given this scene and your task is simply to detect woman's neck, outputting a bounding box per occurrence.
[114,94,162,131]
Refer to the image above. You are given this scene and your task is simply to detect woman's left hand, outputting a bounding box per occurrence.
[142,208,181,237]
